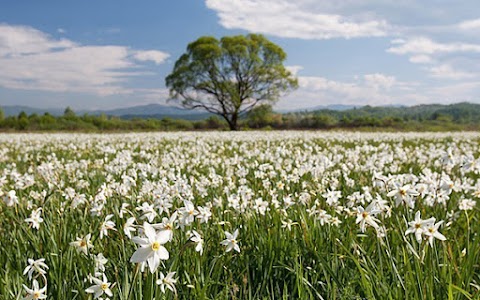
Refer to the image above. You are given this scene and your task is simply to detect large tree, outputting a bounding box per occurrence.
[165,34,298,130]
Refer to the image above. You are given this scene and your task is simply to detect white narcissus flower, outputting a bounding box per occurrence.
[152,211,178,242]
[99,214,116,239]
[123,217,136,239]
[281,219,297,231]
[196,205,212,223]
[22,279,47,300]
[178,200,198,226]
[130,222,170,273]
[387,184,419,208]
[85,273,113,299]
[404,211,435,243]
[136,202,157,223]
[356,202,382,233]
[189,230,204,255]
[94,253,108,273]
[221,229,240,253]
[4,190,19,207]
[23,258,49,280]
[25,208,43,230]
[322,189,342,206]
[459,198,476,211]
[156,271,177,294]
[424,220,447,247]
[119,203,130,218]
[70,233,94,255]
[442,148,455,166]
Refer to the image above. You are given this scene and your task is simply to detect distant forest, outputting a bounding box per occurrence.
[0,102,479,131]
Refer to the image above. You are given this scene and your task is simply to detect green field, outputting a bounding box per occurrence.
[1,132,479,299]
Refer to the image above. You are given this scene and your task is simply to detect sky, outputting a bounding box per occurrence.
[0,0,479,111]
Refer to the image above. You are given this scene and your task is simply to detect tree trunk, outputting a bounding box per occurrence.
[223,114,238,131]
[229,114,238,131]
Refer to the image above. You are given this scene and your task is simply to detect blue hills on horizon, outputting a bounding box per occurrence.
[0,102,477,120]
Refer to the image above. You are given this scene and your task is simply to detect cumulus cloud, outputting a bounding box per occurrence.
[286,65,304,76]
[387,37,480,82]
[204,0,480,95]
[0,24,75,56]
[409,55,434,64]
[387,37,480,55]
[428,64,476,80]
[277,72,479,109]
[458,18,480,30]
[363,73,396,90]
[205,0,388,39]
[277,73,404,109]
[0,24,169,96]
[133,50,170,65]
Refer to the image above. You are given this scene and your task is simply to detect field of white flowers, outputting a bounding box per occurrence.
[1,131,480,299]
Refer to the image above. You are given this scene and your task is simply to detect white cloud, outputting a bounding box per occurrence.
[205,0,388,39]
[387,37,480,81]
[458,18,480,30]
[428,64,476,80]
[363,73,396,90]
[277,72,479,109]
[286,65,304,76]
[279,73,402,108]
[428,82,480,103]
[0,24,169,96]
[0,23,75,56]
[409,55,434,64]
[133,50,170,65]
[387,37,480,55]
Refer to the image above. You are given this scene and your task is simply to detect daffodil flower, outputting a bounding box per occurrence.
[85,273,113,299]
[130,222,170,273]
[221,229,240,253]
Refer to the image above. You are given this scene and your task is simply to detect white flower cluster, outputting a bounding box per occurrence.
[2,131,480,298]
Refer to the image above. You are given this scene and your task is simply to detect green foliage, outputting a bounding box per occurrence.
[247,104,275,128]
[279,102,480,130]
[166,34,298,130]
[63,106,76,119]
[0,102,480,132]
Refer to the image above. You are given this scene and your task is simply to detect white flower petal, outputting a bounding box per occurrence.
[130,247,153,263]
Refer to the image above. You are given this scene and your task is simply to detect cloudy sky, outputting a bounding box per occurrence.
[1,0,479,110]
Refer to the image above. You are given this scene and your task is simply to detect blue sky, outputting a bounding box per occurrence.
[1,0,479,110]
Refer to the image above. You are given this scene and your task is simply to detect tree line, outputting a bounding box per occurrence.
[0,102,479,132]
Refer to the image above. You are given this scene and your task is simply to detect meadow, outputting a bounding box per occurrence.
[1,131,479,299]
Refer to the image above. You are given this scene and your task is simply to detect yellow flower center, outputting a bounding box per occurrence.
[415,223,421,229]
[80,240,87,247]
[399,189,407,196]
[362,212,368,218]
[33,292,41,299]
[151,241,160,251]
[428,228,434,233]
[101,283,109,291]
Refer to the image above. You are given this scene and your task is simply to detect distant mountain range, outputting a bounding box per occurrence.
[0,104,209,120]
[273,104,356,113]
[0,102,477,121]
[0,103,399,117]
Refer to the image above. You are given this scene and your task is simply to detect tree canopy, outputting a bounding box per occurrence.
[165,34,298,130]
